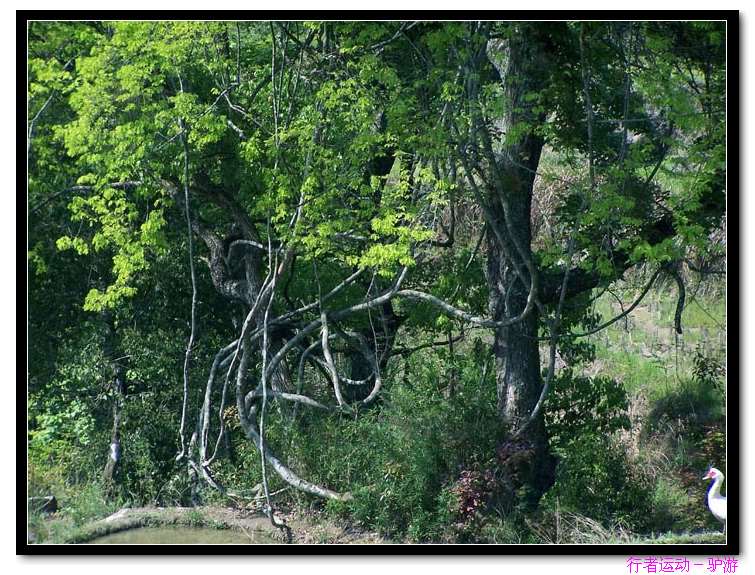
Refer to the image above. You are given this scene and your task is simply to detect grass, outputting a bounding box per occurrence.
[618,531,726,545]
[590,281,726,393]
[27,480,121,544]
[586,279,726,428]
[573,277,728,542]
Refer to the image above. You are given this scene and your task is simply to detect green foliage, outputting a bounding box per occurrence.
[648,475,699,533]
[29,334,109,452]
[256,346,501,541]
[185,508,206,526]
[542,368,650,530]
[543,434,653,531]
[546,369,631,449]
[57,482,119,528]
[644,375,724,439]
[692,344,726,393]
[577,279,727,536]
[27,478,120,544]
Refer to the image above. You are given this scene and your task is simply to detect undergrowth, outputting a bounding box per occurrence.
[28,283,727,544]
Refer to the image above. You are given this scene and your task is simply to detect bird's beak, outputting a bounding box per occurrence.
[703,471,712,480]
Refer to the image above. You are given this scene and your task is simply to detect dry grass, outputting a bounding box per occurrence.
[526,508,635,544]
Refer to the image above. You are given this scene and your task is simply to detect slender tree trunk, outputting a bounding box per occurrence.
[103,314,126,488]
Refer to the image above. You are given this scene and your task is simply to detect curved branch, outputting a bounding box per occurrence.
[258,266,410,409]
[396,289,533,328]
[320,312,347,407]
[667,262,686,335]
[275,267,366,325]
[331,326,383,406]
[235,335,351,501]
[390,333,465,358]
[553,266,663,341]
[296,338,323,393]
[199,339,239,465]
[246,390,333,411]
[164,179,252,304]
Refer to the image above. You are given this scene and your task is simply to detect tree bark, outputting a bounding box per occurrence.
[486,179,557,509]
[482,24,561,508]
[102,313,126,488]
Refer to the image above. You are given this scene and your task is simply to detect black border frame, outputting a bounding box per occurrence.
[18,9,740,556]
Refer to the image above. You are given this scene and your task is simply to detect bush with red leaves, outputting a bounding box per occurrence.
[450,468,497,527]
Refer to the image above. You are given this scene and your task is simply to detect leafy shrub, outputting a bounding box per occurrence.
[57,481,118,527]
[439,466,501,542]
[692,344,726,393]
[545,369,631,449]
[540,367,655,529]
[28,334,110,457]
[450,468,497,526]
[27,472,119,543]
[648,475,696,533]
[543,433,653,530]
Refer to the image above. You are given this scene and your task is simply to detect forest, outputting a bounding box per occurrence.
[27,19,728,545]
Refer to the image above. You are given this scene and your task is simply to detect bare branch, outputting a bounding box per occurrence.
[396,289,532,329]
[550,266,663,341]
[667,261,686,335]
[27,92,55,155]
[246,390,333,411]
[390,333,465,358]
[320,311,347,408]
[235,331,351,501]
[176,116,199,462]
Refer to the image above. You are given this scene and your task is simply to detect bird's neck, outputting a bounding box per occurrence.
[708,476,723,498]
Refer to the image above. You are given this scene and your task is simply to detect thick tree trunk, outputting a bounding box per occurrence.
[487,220,556,509]
[485,169,557,509]
[482,23,561,509]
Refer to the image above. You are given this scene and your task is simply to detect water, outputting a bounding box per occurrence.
[89,525,276,544]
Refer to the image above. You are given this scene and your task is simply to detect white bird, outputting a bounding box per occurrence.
[703,467,727,530]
